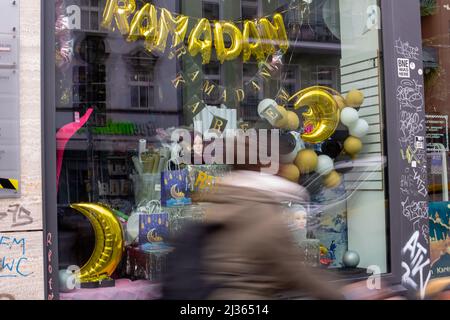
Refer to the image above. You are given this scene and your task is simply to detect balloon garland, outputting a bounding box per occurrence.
[258,86,369,189]
[101,0,289,64]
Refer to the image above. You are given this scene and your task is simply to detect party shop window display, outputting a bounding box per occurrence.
[54,0,390,299]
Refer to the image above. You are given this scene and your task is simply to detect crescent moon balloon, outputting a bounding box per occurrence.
[289,86,340,144]
[70,203,124,283]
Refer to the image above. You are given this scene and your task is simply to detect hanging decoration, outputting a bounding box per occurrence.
[102,0,136,35]
[242,21,265,63]
[101,1,289,64]
[188,18,213,65]
[213,22,243,63]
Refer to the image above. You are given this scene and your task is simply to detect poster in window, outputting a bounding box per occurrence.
[429,202,450,279]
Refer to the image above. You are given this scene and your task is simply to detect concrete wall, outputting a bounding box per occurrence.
[0,0,44,300]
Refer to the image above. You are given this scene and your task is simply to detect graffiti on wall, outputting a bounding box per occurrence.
[0,204,33,229]
[401,231,431,299]
[394,36,430,299]
[0,234,33,279]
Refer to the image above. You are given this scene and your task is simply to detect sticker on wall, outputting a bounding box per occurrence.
[415,136,425,150]
[397,58,411,78]
[0,178,18,191]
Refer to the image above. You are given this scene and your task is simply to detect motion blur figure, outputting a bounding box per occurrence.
[162,168,343,300]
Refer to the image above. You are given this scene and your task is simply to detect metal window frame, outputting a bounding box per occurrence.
[42,0,430,300]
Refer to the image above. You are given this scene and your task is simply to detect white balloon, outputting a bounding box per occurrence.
[349,119,369,138]
[316,155,334,176]
[341,107,359,127]
[257,99,278,117]
[280,132,305,164]
[126,213,140,243]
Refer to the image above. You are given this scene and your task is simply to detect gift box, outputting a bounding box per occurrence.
[124,244,174,282]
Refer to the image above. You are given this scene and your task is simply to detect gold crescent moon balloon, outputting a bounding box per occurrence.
[289,86,340,144]
[70,203,124,283]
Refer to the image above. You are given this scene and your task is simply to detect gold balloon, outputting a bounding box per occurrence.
[102,0,136,35]
[153,9,189,54]
[345,89,365,107]
[188,18,213,65]
[242,21,265,63]
[128,3,157,42]
[279,164,300,183]
[295,149,318,174]
[214,22,243,63]
[324,170,342,189]
[274,105,288,128]
[286,111,300,130]
[70,203,124,283]
[289,87,340,144]
[344,136,363,157]
[333,95,347,110]
[257,13,289,55]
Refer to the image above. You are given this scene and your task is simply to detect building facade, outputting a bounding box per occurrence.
[0,0,446,300]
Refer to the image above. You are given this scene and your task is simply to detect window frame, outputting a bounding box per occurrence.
[42,0,429,299]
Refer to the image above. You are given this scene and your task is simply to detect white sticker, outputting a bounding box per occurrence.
[397,58,410,78]
[412,161,417,168]
[155,184,161,192]
[415,136,425,150]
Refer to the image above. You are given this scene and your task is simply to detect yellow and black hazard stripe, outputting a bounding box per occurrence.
[0,178,19,191]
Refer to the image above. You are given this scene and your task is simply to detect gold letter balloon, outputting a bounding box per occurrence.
[188,18,213,65]
[128,3,157,43]
[258,14,289,55]
[153,9,189,54]
[214,22,243,63]
[70,203,124,284]
[102,0,136,35]
[242,21,265,63]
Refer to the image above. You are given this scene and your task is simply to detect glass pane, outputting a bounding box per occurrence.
[421,1,450,280]
[54,0,389,298]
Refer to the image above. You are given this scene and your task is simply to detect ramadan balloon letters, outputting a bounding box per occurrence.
[101,1,289,64]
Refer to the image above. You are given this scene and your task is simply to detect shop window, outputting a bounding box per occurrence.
[80,0,100,31]
[202,61,222,105]
[242,0,259,20]
[52,0,391,299]
[130,72,155,110]
[422,1,450,280]
[203,1,220,21]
